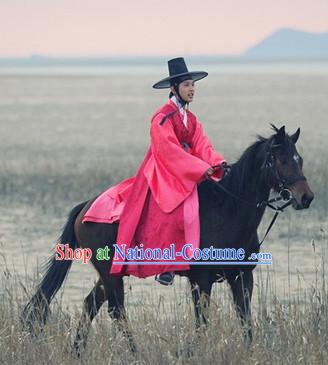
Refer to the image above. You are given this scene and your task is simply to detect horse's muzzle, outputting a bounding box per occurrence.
[301,192,314,208]
[292,191,314,210]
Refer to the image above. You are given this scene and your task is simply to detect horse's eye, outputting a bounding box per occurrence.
[293,154,301,164]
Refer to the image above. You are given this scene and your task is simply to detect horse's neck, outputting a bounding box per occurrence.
[240,165,270,208]
[230,150,271,229]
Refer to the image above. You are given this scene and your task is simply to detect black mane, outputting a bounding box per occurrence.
[199,133,276,211]
[219,137,266,195]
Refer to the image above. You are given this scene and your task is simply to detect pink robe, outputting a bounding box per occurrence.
[82,100,225,278]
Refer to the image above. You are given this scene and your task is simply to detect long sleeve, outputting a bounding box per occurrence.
[191,119,226,180]
[143,113,211,213]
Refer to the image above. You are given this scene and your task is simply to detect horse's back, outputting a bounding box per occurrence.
[74,198,119,251]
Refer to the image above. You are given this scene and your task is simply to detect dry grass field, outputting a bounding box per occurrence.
[0,68,328,364]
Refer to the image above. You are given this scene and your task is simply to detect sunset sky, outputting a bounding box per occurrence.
[0,0,327,57]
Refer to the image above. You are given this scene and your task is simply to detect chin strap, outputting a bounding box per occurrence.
[173,83,188,108]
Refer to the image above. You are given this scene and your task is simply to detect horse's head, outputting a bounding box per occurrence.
[262,125,314,210]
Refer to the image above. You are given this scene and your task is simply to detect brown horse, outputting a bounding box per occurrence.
[22,125,313,355]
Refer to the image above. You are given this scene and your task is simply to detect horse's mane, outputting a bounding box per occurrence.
[219,136,267,194]
[200,134,273,211]
[199,123,299,212]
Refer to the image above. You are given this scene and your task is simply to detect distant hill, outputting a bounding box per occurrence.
[244,28,328,58]
[1,28,328,64]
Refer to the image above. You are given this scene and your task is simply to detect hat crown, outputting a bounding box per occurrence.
[168,57,189,77]
[152,57,208,89]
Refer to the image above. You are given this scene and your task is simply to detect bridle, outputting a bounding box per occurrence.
[212,143,307,248]
[260,146,307,203]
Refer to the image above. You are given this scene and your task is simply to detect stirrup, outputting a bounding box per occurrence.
[155,272,175,286]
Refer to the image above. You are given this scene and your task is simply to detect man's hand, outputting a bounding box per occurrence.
[208,162,231,177]
[205,167,214,177]
[219,161,231,175]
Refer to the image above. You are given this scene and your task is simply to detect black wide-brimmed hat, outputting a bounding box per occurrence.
[152,57,208,89]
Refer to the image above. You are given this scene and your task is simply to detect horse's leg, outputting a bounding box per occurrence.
[73,278,106,356]
[106,276,136,353]
[189,272,213,329]
[184,273,213,358]
[227,270,253,342]
[74,207,135,353]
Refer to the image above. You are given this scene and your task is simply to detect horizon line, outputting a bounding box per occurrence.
[1,26,328,60]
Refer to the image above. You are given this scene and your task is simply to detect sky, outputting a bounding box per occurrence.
[0,0,327,57]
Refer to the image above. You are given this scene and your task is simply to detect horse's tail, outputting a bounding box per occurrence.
[22,201,88,334]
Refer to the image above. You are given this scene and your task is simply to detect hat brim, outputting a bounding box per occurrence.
[152,71,208,89]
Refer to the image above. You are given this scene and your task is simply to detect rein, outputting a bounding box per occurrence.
[211,148,307,248]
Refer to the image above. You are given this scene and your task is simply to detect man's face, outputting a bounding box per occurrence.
[171,79,195,103]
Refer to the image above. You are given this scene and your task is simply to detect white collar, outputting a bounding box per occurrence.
[170,95,186,113]
[170,95,188,128]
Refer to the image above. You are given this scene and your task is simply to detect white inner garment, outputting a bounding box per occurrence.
[170,95,188,128]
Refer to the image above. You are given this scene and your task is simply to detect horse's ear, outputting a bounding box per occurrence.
[290,128,300,144]
[275,125,285,144]
[278,126,285,136]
